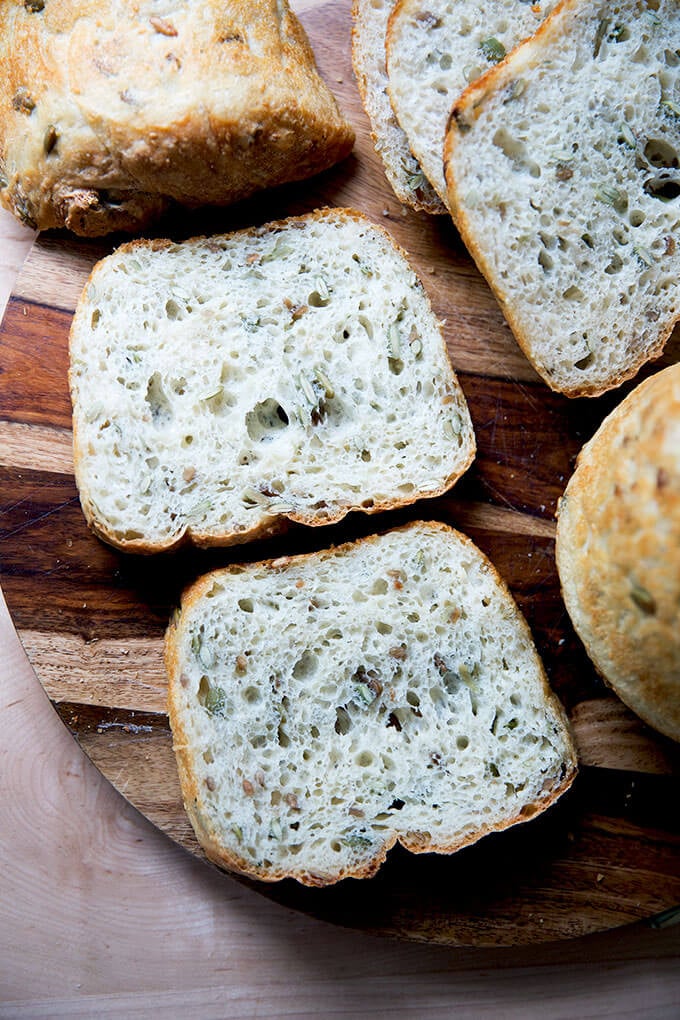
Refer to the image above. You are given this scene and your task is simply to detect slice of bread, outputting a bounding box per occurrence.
[166,521,577,886]
[444,0,680,397]
[351,0,446,213]
[69,208,475,553]
[556,364,680,744]
[386,0,555,207]
[0,0,354,236]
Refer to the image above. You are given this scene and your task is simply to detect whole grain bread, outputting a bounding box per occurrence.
[351,0,446,213]
[556,364,680,744]
[386,0,556,208]
[0,0,354,236]
[69,208,475,553]
[444,0,680,396]
[166,520,577,885]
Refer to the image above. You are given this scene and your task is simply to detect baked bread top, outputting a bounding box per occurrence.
[166,521,577,885]
[0,0,354,235]
[444,0,680,396]
[556,364,680,743]
[69,208,475,553]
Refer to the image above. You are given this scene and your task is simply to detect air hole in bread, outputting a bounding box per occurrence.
[292,650,318,679]
[644,137,679,168]
[334,707,352,735]
[538,249,554,272]
[644,174,680,201]
[145,371,172,423]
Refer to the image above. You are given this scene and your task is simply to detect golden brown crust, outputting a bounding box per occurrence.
[556,365,680,743]
[69,207,475,555]
[166,520,577,885]
[0,0,354,236]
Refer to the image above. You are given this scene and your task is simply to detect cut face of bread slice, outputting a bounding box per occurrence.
[351,0,446,213]
[556,364,680,743]
[69,209,475,553]
[444,0,680,396]
[166,521,577,886]
[0,0,354,235]
[386,0,556,207]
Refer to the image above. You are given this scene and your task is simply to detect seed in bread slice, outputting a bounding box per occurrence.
[166,521,577,886]
[351,0,446,213]
[444,0,680,397]
[69,209,475,553]
[386,0,556,208]
[556,364,680,743]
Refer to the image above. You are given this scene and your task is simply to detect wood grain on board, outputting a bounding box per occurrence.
[0,0,678,947]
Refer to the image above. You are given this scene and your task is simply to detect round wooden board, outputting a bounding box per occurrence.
[1,0,679,947]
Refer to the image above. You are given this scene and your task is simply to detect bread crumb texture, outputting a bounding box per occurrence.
[0,0,354,235]
[445,0,680,396]
[386,0,558,206]
[167,522,577,885]
[556,363,680,743]
[69,209,475,551]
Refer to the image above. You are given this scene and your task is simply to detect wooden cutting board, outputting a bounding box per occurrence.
[1,0,679,947]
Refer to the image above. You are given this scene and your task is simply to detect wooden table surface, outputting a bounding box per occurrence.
[0,91,679,1020]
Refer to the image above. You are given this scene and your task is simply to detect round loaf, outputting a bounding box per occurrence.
[556,364,680,742]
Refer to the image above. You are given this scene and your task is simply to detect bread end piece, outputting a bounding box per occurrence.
[167,521,577,886]
[351,0,446,214]
[0,0,354,236]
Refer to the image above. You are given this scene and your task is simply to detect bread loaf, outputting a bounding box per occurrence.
[444,0,680,396]
[166,521,577,885]
[386,0,556,207]
[556,364,680,743]
[69,208,475,553]
[351,0,445,213]
[0,0,354,236]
